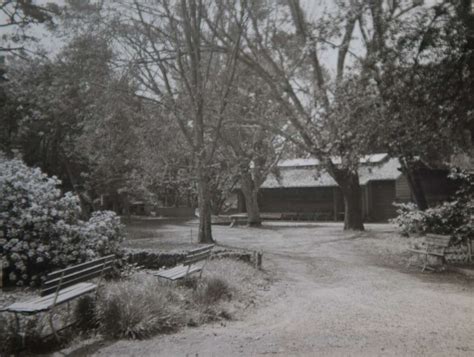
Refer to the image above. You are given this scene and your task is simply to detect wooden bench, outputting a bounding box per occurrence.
[229,214,248,227]
[153,244,214,281]
[1,254,115,338]
[408,234,451,272]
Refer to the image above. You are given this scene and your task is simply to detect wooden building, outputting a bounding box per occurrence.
[237,154,457,222]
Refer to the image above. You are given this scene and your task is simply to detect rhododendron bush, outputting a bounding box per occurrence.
[391,169,473,242]
[0,156,125,286]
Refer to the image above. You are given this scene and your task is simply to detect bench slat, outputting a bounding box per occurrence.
[45,255,115,281]
[424,234,451,247]
[425,237,451,244]
[184,251,212,265]
[187,245,214,255]
[155,265,187,277]
[43,261,113,288]
[155,267,187,280]
[407,248,445,257]
[41,265,113,296]
[154,245,213,281]
[4,283,97,314]
[156,265,202,280]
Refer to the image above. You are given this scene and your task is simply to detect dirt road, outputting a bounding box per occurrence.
[76,222,474,356]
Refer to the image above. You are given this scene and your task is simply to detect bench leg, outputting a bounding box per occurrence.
[67,301,71,320]
[14,312,27,349]
[14,312,20,335]
[48,310,59,341]
[421,253,428,272]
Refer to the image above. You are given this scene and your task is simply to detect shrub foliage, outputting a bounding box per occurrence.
[392,169,473,241]
[0,156,125,286]
[95,275,185,339]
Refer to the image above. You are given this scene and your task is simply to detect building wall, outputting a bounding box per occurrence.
[253,183,397,223]
[155,207,195,217]
[238,171,456,223]
[258,187,339,220]
[240,185,394,222]
[395,175,412,201]
[367,180,397,221]
[418,170,458,206]
[395,171,458,206]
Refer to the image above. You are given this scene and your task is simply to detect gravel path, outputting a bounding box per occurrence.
[65,222,474,356]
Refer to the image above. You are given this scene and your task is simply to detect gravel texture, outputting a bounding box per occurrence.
[60,221,474,356]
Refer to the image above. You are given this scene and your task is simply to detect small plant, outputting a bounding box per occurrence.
[74,295,98,333]
[178,275,199,290]
[0,315,20,355]
[95,275,185,340]
[0,313,58,355]
[195,277,232,304]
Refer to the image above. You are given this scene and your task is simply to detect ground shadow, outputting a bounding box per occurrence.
[57,337,115,356]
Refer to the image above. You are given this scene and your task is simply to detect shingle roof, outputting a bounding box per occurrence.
[261,157,402,189]
[278,153,389,168]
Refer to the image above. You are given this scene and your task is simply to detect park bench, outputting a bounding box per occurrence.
[408,234,451,272]
[229,214,248,227]
[1,254,115,338]
[153,244,214,281]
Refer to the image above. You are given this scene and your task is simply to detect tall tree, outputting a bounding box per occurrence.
[377,1,472,209]
[0,33,144,215]
[210,0,467,229]
[221,72,286,226]
[208,0,397,229]
[112,0,244,243]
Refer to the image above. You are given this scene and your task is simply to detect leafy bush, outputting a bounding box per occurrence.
[0,314,52,355]
[95,275,185,340]
[391,202,426,236]
[74,295,99,333]
[0,155,125,286]
[392,201,468,236]
[391,169,473,241]
[195,277,232,304]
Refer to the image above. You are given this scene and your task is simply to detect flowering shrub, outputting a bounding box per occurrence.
[392,201,468,237]
[0,156,125,286]
[391,202,426,236]
[391,169,473,242]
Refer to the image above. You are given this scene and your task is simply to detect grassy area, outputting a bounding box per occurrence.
[0,257,269,354]
[123,217,200,251]
[87,258,268,340]
[1,217,272,353]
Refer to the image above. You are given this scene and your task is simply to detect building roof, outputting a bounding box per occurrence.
[278,153,389,168]
[261,157,403,189]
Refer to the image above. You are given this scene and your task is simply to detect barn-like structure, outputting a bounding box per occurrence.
[236,154,456,222]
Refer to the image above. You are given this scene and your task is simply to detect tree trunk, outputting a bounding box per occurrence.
[240,173,262,227]
[123,193,131,221]
[197,170,214,244]
[335,170,365,231]
[63,159,92,219]
[400,158,428,210]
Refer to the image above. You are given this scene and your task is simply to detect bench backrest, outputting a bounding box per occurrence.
[40,254,115,296]
[425,234,451,248]
[184,244,214,266]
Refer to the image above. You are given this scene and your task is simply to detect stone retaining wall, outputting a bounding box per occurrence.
[125,247,257,270]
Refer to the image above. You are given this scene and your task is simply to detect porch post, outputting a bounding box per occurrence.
[333,187,338,221]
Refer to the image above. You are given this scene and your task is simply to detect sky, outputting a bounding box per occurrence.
[0,0,442,76]
[0,1,338,65]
